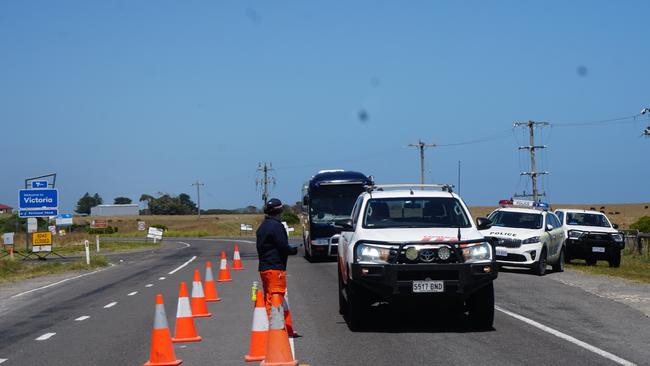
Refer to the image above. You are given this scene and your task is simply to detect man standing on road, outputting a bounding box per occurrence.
[256,198,297,315]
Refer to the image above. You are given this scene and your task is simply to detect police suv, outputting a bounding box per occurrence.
[554,209,624,267]
[480,200,565,276]
[336,184,497,330]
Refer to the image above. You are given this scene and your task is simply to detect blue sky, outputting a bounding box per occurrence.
[1,0,649,212]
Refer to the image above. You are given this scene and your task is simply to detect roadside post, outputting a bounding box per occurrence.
[1,232,15,258]
[84,240,90,265]
[96,235,100,252]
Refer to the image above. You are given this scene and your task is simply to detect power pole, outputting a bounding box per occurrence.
[408,140,436,184]
[256,162,275,206]
[513,120,549,202]
[191,180,204,218]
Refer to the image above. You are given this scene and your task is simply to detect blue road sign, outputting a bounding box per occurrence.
[31,181,49,189]
[19,189,58,210]
[19,209,58,217]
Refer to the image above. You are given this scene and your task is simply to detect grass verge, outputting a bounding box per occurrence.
[566,251,650,284]
[0,255,109,283]
[50,241,161,256]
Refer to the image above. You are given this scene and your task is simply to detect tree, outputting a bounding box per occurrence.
[114,197,132,204]
[76,192,103,214]
[140,193,198,215]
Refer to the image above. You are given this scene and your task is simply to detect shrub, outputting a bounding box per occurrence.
[151,224,168,231]
[281,211,300,225]
[630,216,650,233]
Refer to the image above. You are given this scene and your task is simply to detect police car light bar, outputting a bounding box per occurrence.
[499,199,549,210]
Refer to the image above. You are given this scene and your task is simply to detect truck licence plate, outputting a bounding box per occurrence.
[496,247,508,257]
[592,247,605,253]
[412,280,444,293]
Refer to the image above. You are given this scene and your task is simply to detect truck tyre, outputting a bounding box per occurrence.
[467,282,494,330]
[304,242,313,262]
[345,283,368,331]
[608,251,621,268]
[552,247,565,272]
[338,265,346,315]
[533,248,547,276]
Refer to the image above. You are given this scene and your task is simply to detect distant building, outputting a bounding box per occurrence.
[90,204,139,216]
[0,204,13,214]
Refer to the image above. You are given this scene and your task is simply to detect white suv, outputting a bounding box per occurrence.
[336,184,497,330]
[480,200,565,276]
[554,209,624,267]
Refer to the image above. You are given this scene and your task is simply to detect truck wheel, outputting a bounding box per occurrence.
[338,265,346,315]
[345,283,368,331]
[467,282,494,330]
[552,247,565,272]
[304,243,313,262]
[608,251,621,268]
[533,248,547,276]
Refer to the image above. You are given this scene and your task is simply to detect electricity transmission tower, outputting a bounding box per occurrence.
[408,140,436,184]
[191,180,204,218]
[514,121,549,202]
[256,162,276,206]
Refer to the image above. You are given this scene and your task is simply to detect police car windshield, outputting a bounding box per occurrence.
[362,197,471,229]
[488,211,543,230]
[566,213,611,228]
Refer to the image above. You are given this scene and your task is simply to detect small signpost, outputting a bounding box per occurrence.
[1,232,14,258]
[147,227,164,243]
[90,219,108,229]
[56,214,73,226]
[137,221,146,231]
[240,224,254,234]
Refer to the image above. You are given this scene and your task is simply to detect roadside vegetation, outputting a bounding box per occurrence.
[566,250,650,284]
[0,255,109,283]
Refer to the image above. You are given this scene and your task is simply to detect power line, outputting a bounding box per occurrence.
[513,121,549,202]
[191,180,204,218]
[256,162,275,206]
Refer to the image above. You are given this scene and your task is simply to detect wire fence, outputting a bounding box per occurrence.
[622,230,650,257]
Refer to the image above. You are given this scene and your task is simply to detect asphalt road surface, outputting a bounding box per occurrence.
[0,237,648,365]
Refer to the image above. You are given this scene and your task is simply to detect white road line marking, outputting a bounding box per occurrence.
[496,306,636,366]
[74,316,90,321]
[128,291,138,296]
[11,268,108,299]
[178,242,191,248]
[0,358,8,364]
[104,302,117,309]
[35,333,56,341]
[145,284,153,288]
[168,255,197,275]
[158,277,166,280]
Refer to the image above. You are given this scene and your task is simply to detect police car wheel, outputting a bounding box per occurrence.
[552,248,565,272]
[345,283,368,331]
[533,248,547,276]
[467,282,495,330]
[338,266,346,315]
[608,251,621,268]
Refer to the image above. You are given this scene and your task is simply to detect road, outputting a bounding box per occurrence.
[0,237,648,365]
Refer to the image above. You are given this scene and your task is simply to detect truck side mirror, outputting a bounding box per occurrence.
[302,196,309,206]
[612,224,619,229]
[546,224,553,231]
[334,219,353,231]
[476,217,492,230]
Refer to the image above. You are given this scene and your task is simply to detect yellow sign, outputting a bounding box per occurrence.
[32,232,52,245]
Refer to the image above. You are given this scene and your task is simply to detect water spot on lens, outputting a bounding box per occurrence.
[358,109,369,124]
[577,65,588,77]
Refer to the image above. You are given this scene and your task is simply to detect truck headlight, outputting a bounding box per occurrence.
[611,233,624,242]
[311,238,329,246]
[461,242,492,263]
[568,230,584,239]
[522,236,540,244]
[356,244,393,264]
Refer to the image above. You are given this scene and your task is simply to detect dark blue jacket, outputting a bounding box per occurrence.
[256,216,296,271]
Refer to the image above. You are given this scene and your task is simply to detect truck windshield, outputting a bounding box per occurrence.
[488,211,543,229]
[309,185,364,224]
[566,213,611,228]
[362,197,471,229]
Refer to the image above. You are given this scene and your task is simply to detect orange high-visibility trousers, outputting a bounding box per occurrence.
[260,269,286,316]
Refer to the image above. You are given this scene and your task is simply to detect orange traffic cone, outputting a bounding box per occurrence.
[217,251,232,282]
[283,290,299,337]
[144,294,183,366]
[244,289,269,362]
[172,282,202,343]
[190,269,212,318]
[204,261,221,302]
[232,244,244,270]
[260,293,298,366]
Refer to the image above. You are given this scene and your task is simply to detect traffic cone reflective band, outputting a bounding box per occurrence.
[172,282,202,343]
[283,290,299,337]
[190,269,212,317]
[260,293,298,366]
[204,261,221,302]
[244,289,268,362]
[217,251,232,282]
[232,244,244,270]
[144,294,183,366]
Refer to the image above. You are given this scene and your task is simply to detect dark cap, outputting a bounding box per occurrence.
[264,198,284,215]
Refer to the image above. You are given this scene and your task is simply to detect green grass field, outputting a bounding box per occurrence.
[0,255,109,283]
[566,248,650,283]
